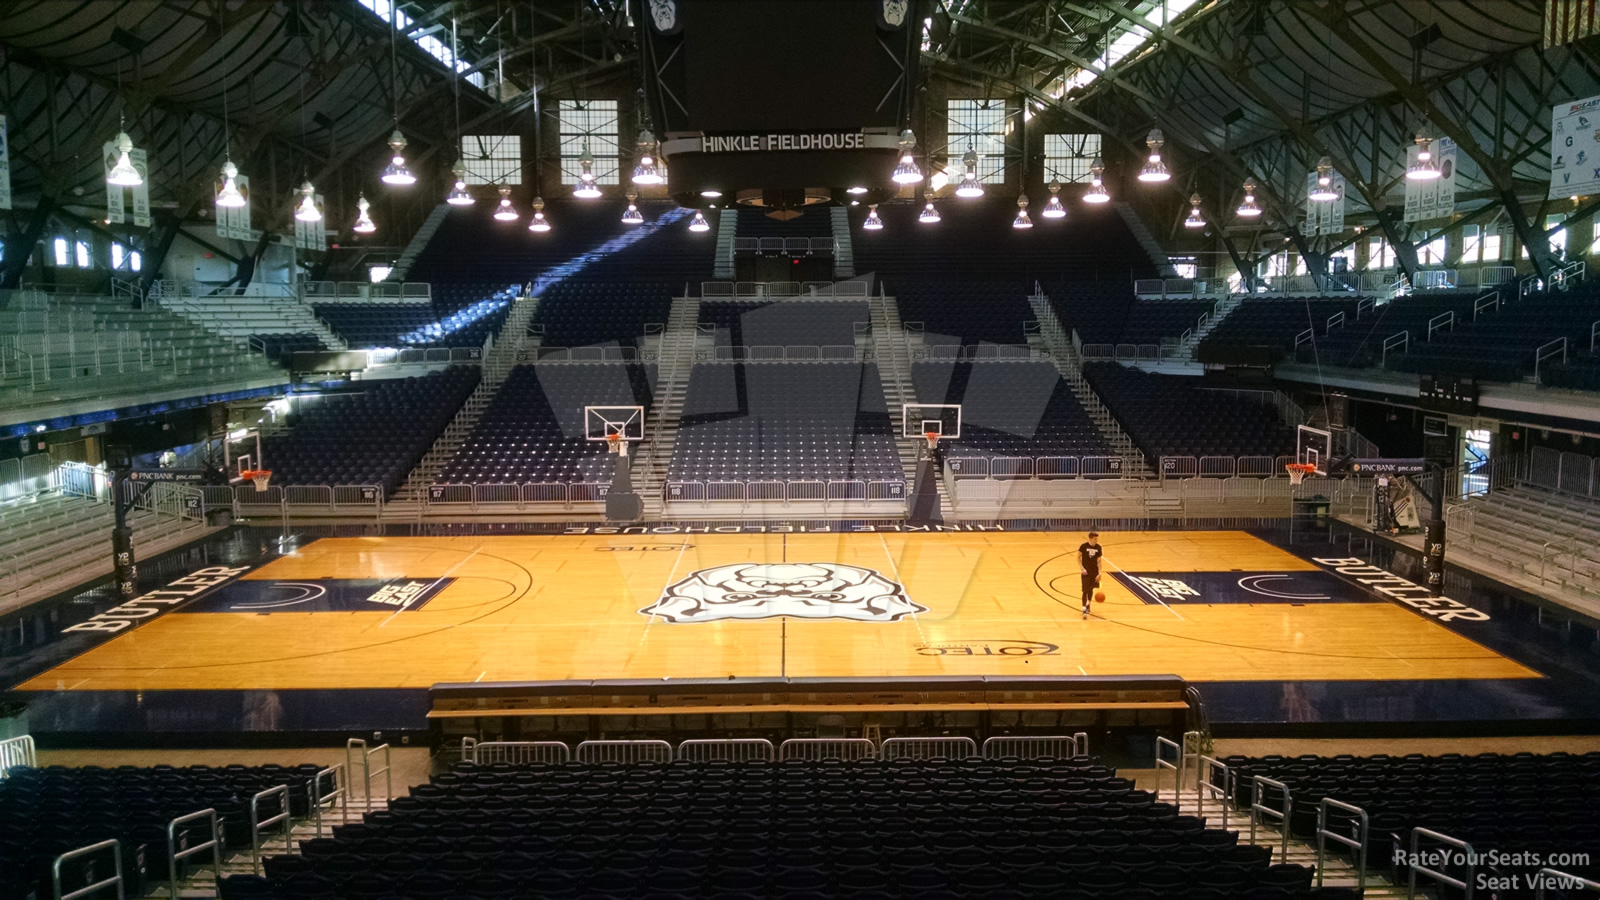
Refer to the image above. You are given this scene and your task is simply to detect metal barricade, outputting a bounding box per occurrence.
[826,480,865,501]
[283,485,332,508]
[332,485,383,509]
[1407,827,1474,899]
[1250,775,1293,860]
[880,736,978,760]
[664,481,704,504]
[990,457,1034,480]
[523,482,567,505]
[1162,456,1199,479]
[946,456,988,480]
[676,739,776,763]
[779,738,877,761]
[1082,457,1123,479]
[866,480,906,501]
[747,480,785,502]
[311,764,348,837]
[1534,869,1600,897]
[248,785,291,875]
[1237,456,1276,477]
[1036,456,1079,480]
[1155,736,1185,808]
[166,808,222,898]
[1193,756,1232,830]
[1315,798,1369,894]
[463,739,571,765]
[706,481,745,503]
[52,839,123,900]
[788,480,825,502]
[568,482,610,504]
[575,740,673,764]
[476,483,521,506]
[0,734,37,775]
[980,735,1080,760]
[1199,456,1236,478]
[346,738,391,811]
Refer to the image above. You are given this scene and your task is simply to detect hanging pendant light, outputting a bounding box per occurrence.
[493,185,518,222]
[688,210,711,232]
[919,200,941,223]
[1183,192,1205,229]
[294,180,321,222]
[1041,181,1067,219]
[863,204,884,230]
[631,130,662,185]
[621,188,644,224]
[1407,133,1441,181]
[1236,178,1262,218]
[1308,156,1339,201]
[527,196,550,232]
[353,193,377,233]
[892,129,923,184]
[955,144,985,197]
[447,163,475,205]
[107,127,143,187]
[215,160,246,208]
[1083,157,1110,203]
[1012,194,1033,229]
[380,130,416,185]
[1138,128,1170,183]
[573,141,602,198]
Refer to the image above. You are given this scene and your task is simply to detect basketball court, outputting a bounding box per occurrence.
[21,530,1535,694]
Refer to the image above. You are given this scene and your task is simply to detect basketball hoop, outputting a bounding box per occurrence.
[606,432,627,457]
[1286,463,1316,486]
[924,431,940,454]
[240,469,273,491]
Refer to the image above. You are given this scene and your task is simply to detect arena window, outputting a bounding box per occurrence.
[52,236,69,267]
[946,99,1011,183]
[459,135,521,185]
[1044,133,1101,183]
[558,100,621,186]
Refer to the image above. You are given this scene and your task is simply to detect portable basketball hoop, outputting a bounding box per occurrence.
[240,469,273,491]
[1286,463,1316,486]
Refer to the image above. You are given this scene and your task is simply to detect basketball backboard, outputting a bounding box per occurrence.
[902,404,961,439]
[585,406,646,442]
[1296,425,1333,475]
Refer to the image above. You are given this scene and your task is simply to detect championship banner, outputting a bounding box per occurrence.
[1545,0,1600,47]
[216,175,252,240]
[0,114,11,210]
[1304,169,1345,236]
[1404,137,1457,222]
[1549,94,1600,198]
[103,141,126,224]
[293,193,325,251]
[129,147,151,227]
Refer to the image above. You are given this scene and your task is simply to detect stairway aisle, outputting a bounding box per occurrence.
[635,296,702,518]
[713,209,737,280]
[1029,291,1150,477]
[1174,294,1241,359]
[831,208,855,279]
[389,203,452,281]
[870,293,953,520]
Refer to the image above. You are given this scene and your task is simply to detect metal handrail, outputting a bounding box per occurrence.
[1315,798,1369,894]
[778,738,877,761]
[248,785,292,875]
[880,736,979,760]
[575,739,673,764]
[312,764,348,837]
[1193,756,1232,830]
[463,739,571,765]
[1534,868,1600,897]
[52,839,123,900]
[1407,827,1474,899]
[1155,736,1185,808]
[675,739,777,762]
[0,734,37,775]
[166,808,222,899]
[979,735,1081,760]
[345,738,392,811]
[1250,775,1292,859]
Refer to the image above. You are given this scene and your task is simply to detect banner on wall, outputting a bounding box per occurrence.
[1549,94,1600,198]
[216,175,253,241]
[0,114,11,210]
[103,141,126,224]
[1404,136,1457,222]
[293,194,326,251]
[1303,169,1346,236]
[129,148,150,227]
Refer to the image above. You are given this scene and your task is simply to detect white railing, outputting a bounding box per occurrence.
[700,281,869,298]
[980,734,1086,759]
[911,343,1043,361]
[732,236,837,255]
[1528,446,1599,498]
[676,739,777,762]
[575,739,673,764]
[663,478,906,508]
[300,281,432,303]
[779,738,878,761]
[880,736,978,760]
[461,738,571,765]
[0,735,36,775]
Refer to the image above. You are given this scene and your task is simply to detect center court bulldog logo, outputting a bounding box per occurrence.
[641,563,925,623]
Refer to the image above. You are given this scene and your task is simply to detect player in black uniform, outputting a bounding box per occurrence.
[1078,531,1102,619]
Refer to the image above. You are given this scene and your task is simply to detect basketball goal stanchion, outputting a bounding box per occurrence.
[1286,463,1316,487]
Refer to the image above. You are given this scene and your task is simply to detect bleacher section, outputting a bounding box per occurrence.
[895,282,1034,347]
[852,199,1159,284]
[1118,298,1217,345]
[151,286,344,351]
[1197,298,1364,365]
[1293,292,1479,369]
[1,762,329,900]
[1452,483,1600,597]
[313,285,518,349]
[530,283,675,350]
[224,755,1325,900]
[912,361,1111,459]
[1388,288,1600,382]
[255,333,326,363]
[438,363,656,485]
[1047,281,1136,345]
[1083,363,1296,465]
[668,363,901,485]
[1220,751,1600,890]
[1542,350,1600,390]
[262,368,479,494]
[699,300,868,348]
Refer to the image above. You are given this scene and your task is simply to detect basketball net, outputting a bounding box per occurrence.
[606,433,628,458]
[242,469,272,491]
[924,431,940,456]
[1286,463,1315,486]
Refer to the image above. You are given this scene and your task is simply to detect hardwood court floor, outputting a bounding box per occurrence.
[22,532,1536,692]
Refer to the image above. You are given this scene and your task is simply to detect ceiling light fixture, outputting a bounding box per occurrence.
[294,180,321,222]
[493,185,518,222]
[955,144,985,198]
[1083,157,1110,203]
[863,204,884,230]
[1308,156,1339,201]
[446,164,474,206]
[527,196,550,232]
[688,210,711,232]
[1138,129,1170,183]
[892,129,923,184]
[1236,178,1262,218]
[215,160,245,208]
[1183,192,1205,228]
[107,126,143,187]
[846,186,869,195]
[919,201,941,223]
[1407,133,1441,181]
[631,130,662,185]
[573,141,602,198]
[1012,194,1033,229]
[1041,180,1066,219]
[700,189,723,198]
[380,130,415,185]
[621,188,644,224]
[353,193,376,233]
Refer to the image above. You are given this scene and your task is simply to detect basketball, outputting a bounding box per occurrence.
[1094,591,1107,603]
